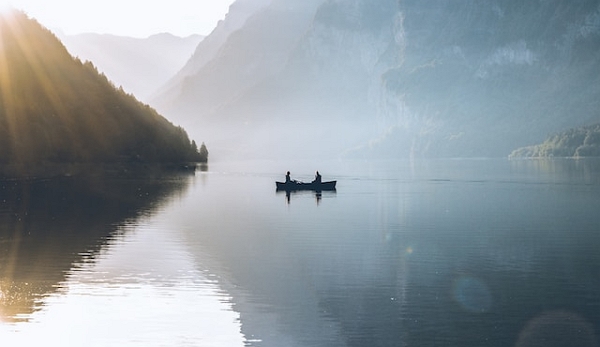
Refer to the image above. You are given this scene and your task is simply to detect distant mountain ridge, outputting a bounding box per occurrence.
[0,10,205,177]
[152,0,600,159]
[59,32,203,101]
[152,0,272,104]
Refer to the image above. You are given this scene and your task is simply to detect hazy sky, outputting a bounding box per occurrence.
[2,0,236,37]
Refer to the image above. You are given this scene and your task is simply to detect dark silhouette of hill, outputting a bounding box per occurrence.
[152,0,600,159]
[0,10,206,176]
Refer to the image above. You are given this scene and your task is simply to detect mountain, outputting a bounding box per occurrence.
[364,0,600,158]
[152,0,600,159]
[0,10,206,177]
[153,0,271,103]
[58,32,203,102]
[152,0,331,159]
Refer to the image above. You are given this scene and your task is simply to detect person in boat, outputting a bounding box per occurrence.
[312,171,322,184]
[285,171,292,183]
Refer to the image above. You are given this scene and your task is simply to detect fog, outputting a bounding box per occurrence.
[54,0,600,161]
[59,33,203,102]
[145,0,600,161]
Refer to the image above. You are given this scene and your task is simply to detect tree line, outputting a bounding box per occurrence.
[0,10,207,173]
[510,123,600,158]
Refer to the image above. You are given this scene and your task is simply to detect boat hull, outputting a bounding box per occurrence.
[276,181,336,191]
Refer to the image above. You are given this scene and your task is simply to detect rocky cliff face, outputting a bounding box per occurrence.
[373,0,600,157]
[153,0,600,159]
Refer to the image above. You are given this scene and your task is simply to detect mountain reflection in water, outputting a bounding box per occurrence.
[0,169,190,322]
[1,159,599,347]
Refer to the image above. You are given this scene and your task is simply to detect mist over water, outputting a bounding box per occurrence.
[180,120,379,161]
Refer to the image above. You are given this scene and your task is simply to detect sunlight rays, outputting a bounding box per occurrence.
[2,8,206,169]
[0,10,63,323]
[0,25,17,158]
[0,13,21,325]
[0,1,235,37]
[0,10,84,164]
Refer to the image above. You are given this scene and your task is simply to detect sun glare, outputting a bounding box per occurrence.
[0,3,12,13]
[0,0,235,37]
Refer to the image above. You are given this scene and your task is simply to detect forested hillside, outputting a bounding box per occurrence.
[510,123,600,158]
[0,10,206,176]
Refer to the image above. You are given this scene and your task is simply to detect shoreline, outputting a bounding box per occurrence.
[0,161,205,181]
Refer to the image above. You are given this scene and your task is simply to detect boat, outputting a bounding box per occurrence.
[276,180,336,191]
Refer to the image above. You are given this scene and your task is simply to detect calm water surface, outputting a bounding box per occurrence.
[1,159,599,346]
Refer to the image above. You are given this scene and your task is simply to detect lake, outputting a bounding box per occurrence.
[1,159,599,346]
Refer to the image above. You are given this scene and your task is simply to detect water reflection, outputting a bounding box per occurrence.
[277,189,337,205]
[177,159,600,347]
[509,157,600,185]
[5,219,245,346]
[198,163,209,172]
[3,159,598,346]
[0,169,190,323]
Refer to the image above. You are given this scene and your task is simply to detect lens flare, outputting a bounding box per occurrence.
[516,311,598,347]
[452,276,492,313]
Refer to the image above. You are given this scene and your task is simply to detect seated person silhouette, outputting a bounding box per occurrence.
[312,171,322,184]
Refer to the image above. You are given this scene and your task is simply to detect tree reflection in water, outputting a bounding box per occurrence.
[0,168,192,322]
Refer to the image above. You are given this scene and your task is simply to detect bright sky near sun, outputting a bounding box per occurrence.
[1,0,236,37]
